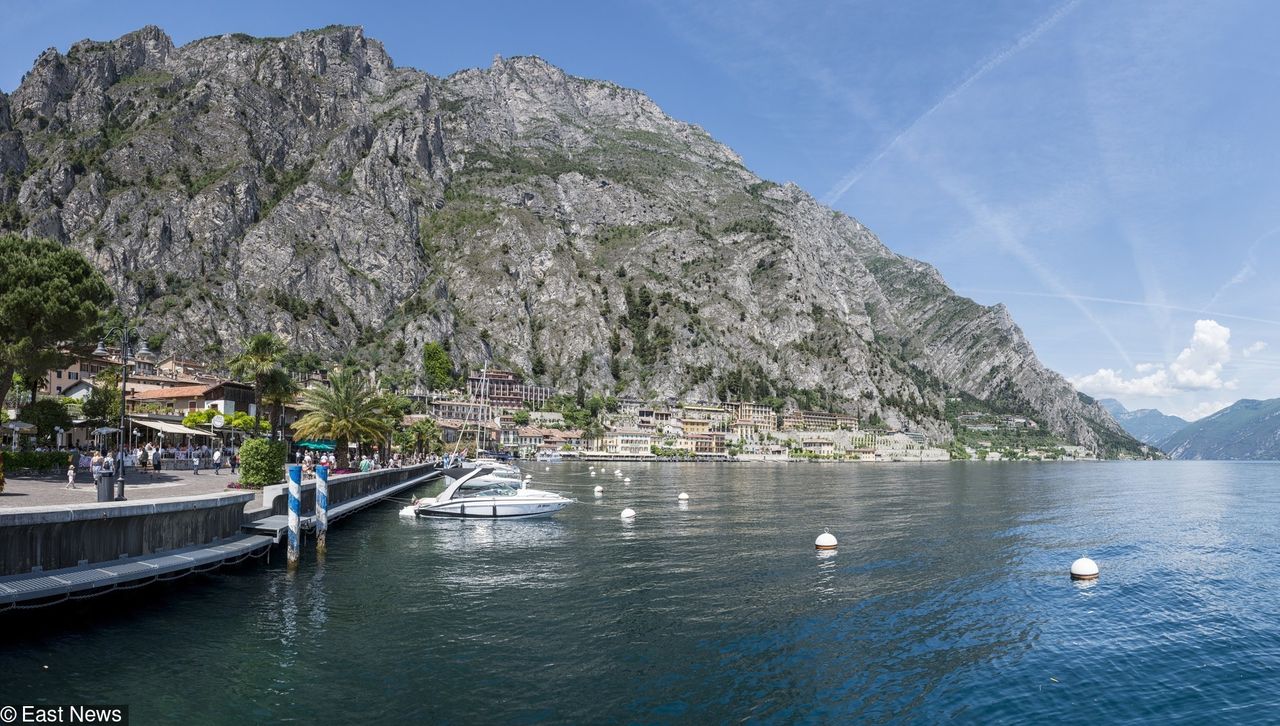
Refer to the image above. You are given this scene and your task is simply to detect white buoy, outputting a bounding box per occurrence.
[678,492,689,501]
[620,508,636,520]
[815,530,838,550]
[545,466,550,471]
[590,471,596,477]
[593,485,604,496]
[524,474,533,479]
[589,466,595,470]
[614,469,622,475]
[624,477,631,483]
[1070,557,1099,580]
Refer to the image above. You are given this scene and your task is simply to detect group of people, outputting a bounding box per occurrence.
[67,450,118,490]
[294,450,408,478]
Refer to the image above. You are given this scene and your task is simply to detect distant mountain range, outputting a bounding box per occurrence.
[1099,399,1188,446]
[1103,398,1280,460]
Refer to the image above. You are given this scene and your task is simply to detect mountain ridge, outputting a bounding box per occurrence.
[1159,398,1280,460]
[0,25,1142,454]
[1099,398,1189,447]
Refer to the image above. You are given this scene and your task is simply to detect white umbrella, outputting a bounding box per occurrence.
[4,420,34,450]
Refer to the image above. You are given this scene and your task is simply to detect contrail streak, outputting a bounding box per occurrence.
[822,0,1083,205]
[959,288,1280,327]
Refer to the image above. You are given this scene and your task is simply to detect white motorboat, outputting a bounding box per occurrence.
[409,467,573,519]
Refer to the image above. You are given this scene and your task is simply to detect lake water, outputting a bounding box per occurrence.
[3,461,1279,723]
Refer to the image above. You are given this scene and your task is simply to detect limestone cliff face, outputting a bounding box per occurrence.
[0,26,1137,453]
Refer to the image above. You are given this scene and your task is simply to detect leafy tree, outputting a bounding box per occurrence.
[513,410,530,425]
[82,369,121,423]
[227,410,269,434]
[292,369,392,468]
[0,235,113,406]
[182,408,218,428]
[20,398,71,442]
[229,332,288,434]
[422,341,455,391]
[260,367,300,437]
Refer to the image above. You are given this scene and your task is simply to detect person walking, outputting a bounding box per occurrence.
[102,451,115,489]
[213,447,223,475]
[90,450,103,487]
[151,446,161,476]
[230,450,239,475]
[66,463,77,490]
[192,449,200,475]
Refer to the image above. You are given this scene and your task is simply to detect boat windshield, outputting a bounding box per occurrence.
[452,481,520,499]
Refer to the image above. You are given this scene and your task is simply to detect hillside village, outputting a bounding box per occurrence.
[9,343,1106,462]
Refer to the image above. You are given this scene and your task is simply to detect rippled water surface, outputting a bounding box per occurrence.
[4,462,1279,723]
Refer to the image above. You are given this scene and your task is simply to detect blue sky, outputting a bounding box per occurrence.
[3,0,1277,420]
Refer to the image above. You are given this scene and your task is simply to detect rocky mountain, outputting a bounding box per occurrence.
[0,26,1141,454]
[1159,398,1280,460]
[1099,399,1188,447]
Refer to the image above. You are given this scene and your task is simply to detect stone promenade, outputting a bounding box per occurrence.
[0,467,258,508]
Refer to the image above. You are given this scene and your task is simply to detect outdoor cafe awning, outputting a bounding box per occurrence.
[129,418,214,437]
[295,439,335,451]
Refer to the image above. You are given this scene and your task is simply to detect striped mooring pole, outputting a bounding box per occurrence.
[315,465,329,555]
[287,464,301,570]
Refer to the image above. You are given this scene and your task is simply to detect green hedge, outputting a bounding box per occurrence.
[1,451,73,472]
[238,439,286,488]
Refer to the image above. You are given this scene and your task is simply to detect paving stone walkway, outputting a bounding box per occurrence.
[0,467,259,508]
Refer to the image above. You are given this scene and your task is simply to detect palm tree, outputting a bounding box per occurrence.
[229,333,288,435]
[407,418,442,456]
[260,367,301,439]
[291,369,391,469]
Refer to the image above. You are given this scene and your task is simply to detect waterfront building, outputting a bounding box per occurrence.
[430,399,493,423]
[437,420,502,451]
[543,428,586,451]
[126,381,257,416]
[681,403,732,427]
[674,432,728,457]
[466,369,555,410]
[781,409,861,431]
[682,417,712,435]
[801,438,836,456]
[595,429,655,458]
[732,401,778,432]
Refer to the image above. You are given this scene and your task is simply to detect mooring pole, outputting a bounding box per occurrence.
[287,464,301,570]
[315,465,329,555]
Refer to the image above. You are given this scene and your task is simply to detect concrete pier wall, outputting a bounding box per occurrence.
[262,464,435,517]
[0,492,255,576]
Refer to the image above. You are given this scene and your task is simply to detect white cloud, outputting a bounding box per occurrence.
[1243,341,1268,357]
[1071,367,1172,397]
[1167,320,1232,390]
[1071,319,1234,397]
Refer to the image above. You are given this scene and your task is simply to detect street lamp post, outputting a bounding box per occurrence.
[94,322,151,502]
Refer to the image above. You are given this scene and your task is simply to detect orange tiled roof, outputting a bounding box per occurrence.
[129,383,215,400]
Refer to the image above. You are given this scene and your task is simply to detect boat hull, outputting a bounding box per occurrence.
[415,498,570,519]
